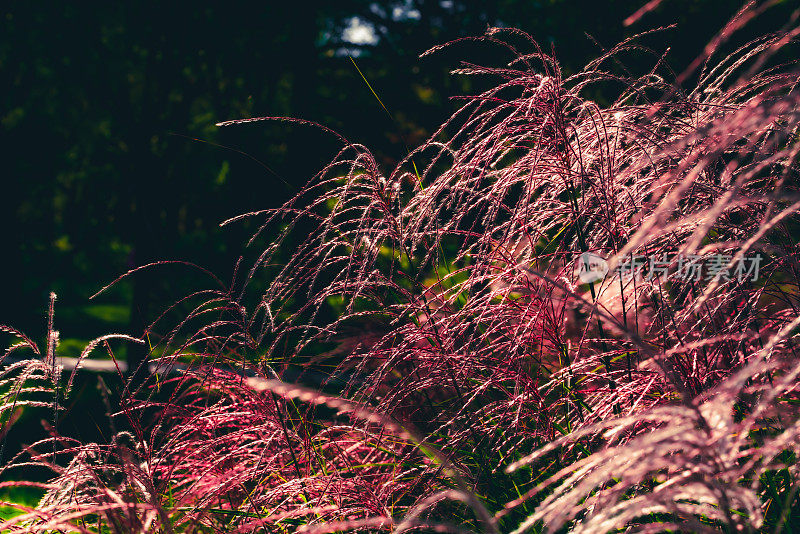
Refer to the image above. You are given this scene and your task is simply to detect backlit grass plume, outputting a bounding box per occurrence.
[2,1,800,532]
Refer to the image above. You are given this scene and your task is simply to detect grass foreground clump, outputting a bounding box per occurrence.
[2,3,800,532]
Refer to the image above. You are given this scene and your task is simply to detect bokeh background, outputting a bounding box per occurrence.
[1,0,790,367]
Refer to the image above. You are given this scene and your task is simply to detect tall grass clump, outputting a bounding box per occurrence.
[2,2,800,532]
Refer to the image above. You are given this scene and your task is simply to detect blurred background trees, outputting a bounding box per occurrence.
[0,0,789,363]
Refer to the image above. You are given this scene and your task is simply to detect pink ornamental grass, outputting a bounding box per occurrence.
[2,3,800,532]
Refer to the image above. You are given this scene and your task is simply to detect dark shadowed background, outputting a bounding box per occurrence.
[0,0,790,365]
